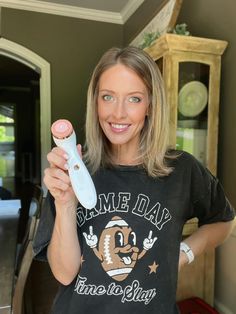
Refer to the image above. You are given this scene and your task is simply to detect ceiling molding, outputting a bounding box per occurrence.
[121,0,144,23]
[0,0,144,24]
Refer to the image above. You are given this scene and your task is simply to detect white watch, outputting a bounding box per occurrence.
[180,242,194,264]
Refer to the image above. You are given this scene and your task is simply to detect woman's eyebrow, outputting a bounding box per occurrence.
[99,89,146,95]
[98,89,114,93]
[127,91,146,95]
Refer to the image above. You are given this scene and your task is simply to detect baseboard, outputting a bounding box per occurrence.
[214,299,234,314]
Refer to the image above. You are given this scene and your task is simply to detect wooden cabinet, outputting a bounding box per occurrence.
[145,33,227,305]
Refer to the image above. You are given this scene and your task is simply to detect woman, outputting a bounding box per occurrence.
[34,46,235,314]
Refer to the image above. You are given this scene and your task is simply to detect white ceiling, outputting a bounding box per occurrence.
[0,0,145,24]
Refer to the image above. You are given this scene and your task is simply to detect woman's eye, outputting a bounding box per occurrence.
[102,95,113,101]
[129,96,141,103]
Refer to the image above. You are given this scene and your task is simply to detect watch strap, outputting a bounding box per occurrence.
[180,242,194,264]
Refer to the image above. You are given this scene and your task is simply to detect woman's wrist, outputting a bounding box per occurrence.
[178,250,189,270]
[55,200,78,217]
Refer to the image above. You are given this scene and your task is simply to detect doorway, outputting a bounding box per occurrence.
[0,38,51,196]
[0,39,51,242]
[0,55,41,197]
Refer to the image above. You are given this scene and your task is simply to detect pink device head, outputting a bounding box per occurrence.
[51,119,73,139]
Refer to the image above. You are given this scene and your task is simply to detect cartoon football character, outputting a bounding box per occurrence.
[83,216,157,281]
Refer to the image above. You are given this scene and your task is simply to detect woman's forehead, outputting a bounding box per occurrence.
[98,64,147,90]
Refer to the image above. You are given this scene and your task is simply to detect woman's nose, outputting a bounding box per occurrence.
[113,98,127,119]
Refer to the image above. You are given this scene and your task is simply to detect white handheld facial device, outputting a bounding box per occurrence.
[51,119,97,209]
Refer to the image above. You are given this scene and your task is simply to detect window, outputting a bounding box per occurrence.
[0,105,15,178]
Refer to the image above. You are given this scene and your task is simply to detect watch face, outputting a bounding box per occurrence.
[178,81,208,117]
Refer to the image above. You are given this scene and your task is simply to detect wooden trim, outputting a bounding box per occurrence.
[12,241,34,314]
[207,57,221,175]
[146,34,228,59]
[168,0,183,30]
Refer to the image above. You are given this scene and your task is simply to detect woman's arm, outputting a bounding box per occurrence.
[179,218,236,270]
[47,201,81,285]
[44,146,82,285]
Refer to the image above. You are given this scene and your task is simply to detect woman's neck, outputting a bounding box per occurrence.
[111,145,141,166]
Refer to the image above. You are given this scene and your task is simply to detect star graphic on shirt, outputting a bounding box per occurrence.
[148,261,159,274]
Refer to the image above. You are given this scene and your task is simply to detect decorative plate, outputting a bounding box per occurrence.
[178,81,208,117]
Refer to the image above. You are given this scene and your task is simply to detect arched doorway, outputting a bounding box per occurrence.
[0,38,51,195]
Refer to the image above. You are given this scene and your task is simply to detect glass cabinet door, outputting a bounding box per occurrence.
[176,62,210,165]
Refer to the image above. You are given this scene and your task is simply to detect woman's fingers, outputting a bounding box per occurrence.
[77,144,82,158]
[47,147,68,169]
[44,167,70,189]
[44,172,72,201]
[47,145,83,168]
[43,147,81,204]
[44,167,70,190]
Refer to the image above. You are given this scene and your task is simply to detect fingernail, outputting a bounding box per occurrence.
[64,153,69,160]
[64,163,69,170]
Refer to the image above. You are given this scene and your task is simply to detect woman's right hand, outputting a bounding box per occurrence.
[44,145,82,284]
[44,145,81,208]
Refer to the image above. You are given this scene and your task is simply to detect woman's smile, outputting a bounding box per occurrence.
[110,123,130,133]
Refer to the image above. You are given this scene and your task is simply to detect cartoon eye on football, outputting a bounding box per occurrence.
[83,216,157,281]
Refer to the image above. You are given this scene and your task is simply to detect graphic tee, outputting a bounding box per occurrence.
[33,151,235,314]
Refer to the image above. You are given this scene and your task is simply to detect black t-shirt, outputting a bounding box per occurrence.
[33,151,235,314]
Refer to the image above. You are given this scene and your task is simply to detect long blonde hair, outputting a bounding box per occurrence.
[84,46,174,177]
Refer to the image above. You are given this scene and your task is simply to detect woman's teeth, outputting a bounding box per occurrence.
[111,123,129,129]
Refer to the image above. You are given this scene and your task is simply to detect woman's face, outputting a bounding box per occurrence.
[97,64,149,157]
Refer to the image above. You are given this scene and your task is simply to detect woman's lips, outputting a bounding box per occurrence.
[110,123,130,133]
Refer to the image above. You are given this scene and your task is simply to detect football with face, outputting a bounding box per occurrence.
[98,216,140,281]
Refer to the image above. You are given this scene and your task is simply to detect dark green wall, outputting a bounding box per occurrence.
[177,0,236,208]
[1,8,123,142]
[123,0,166,45]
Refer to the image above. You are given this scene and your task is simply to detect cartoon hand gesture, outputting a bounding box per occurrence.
[143,230,157,250]
[83,226,98,248]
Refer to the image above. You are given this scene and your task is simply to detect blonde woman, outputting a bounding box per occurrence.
[34,47,235,314]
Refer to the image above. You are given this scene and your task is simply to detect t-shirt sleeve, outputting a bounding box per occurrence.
[188,155,235,226]
[33,192,56,261]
